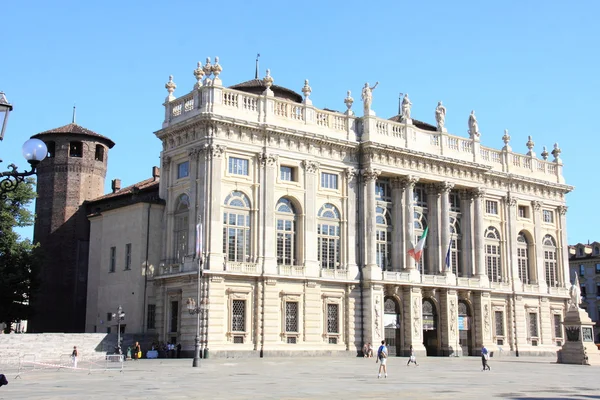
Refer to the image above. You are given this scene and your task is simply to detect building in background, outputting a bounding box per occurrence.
[568,242,600,342]
[33,58,574,357]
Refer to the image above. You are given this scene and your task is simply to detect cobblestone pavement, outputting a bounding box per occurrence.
[0,356,599,399]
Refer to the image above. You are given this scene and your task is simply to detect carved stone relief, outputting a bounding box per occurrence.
[412,297,421,339]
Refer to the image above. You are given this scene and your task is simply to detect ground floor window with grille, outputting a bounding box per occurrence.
[147,304,156,330]
[553,314,563,343]
[528,312,539,344]
[327,303,339,334]
[494,311,504,342]
[231,299,246,343]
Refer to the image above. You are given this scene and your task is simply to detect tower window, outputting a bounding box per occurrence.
[46,141,55,158]
[95,145,105,161]
[70,141,83,158]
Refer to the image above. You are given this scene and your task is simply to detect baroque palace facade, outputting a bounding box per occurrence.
[85,58,573,357]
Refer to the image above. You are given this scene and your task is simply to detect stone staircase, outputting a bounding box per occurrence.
[0,333,157,362]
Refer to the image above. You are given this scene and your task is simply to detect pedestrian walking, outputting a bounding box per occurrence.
[406,345,419,366]
[376,340,388,379]
[176,343,182,358]
[71,346,78,368]
[481,345,490,371]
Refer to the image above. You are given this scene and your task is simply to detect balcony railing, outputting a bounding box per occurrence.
[278,264,306,277]
[156,255,197,278]
[224,261,258,274]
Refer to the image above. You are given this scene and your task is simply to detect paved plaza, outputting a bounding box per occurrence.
[0,355,599,399]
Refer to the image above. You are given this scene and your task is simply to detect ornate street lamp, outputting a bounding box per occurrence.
[186,294,208,367]
[112,305,125,356]
[0,92,47,198]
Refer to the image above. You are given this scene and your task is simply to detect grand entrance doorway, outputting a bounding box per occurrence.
[458,301,472,356]
[422,298,439,356]
[384,298,401,356]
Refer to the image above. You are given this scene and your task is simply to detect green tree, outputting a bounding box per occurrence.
[0,177,40,333]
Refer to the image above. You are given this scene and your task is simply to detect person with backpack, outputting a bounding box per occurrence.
[375,340,388,378]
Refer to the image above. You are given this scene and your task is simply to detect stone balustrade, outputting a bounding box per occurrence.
[155,256,198,278]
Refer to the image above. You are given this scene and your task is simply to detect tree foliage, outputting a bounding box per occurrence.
[0,178,41,332]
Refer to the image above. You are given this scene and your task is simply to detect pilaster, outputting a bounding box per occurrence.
[362,168,381,280]
[402,176,420,281]
[438,182,454,274]
[440,289,460,356]
[345,169,359,278]
[207,144,225,270]
[402,286,426,356]
[532,201,547,292]
[504,194,520,287]
[558,205,569,287]
[302,160,320,276]
[258,152,279,274]
[473,188,487,282]
[473,291,495,354]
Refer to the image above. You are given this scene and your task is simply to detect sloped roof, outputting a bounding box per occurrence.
[32,123,115,148]
[388,115,437,132]
[90,177,159,203]
[229,79,303,103]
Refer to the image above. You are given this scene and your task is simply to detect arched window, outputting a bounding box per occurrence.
[95,144,105,161]
[517,232,530,284]
[376,206,392,271]
[543,235,558,286]
[276,198,296,266]
[46,141,55,158]
[485,227,501,282]
[449,216,462,276]
[317,204,341,269]
[174,194,189,262]
[223,191,252,262]
[69,141,83,158]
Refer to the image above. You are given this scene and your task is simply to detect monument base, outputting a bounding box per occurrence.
[558,307,600,365]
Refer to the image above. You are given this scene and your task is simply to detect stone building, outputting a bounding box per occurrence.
[78,58,573,357]
[30,123,114,333]
[568,242,600,342]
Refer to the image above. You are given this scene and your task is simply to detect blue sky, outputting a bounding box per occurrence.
[2,0,598,244]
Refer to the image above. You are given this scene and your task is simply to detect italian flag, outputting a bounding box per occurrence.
[408,226,428,262]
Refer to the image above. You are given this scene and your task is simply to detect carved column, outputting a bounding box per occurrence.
[362,168,381,278]
[391,178,407,271]
[207,144,226,270]
[504,194,520,286]
[258,152,279,274]
[557,205,569,287]
[440,289,460,356]
[439,182,454,274]
[473,291,494,354]
[426,184,441,275]
[345,168,359,278]
[187,147,200,254]
[473,188,487,278]
[402,176,419,273]
[532,200,547,291]
[402,286,426,356]
[302,160,320,275]
[459,190,474,277]
[160,155,172,261]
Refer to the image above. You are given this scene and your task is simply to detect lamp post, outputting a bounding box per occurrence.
[0,92,47,198]
[187,279,207,367]
[112,305,125,355]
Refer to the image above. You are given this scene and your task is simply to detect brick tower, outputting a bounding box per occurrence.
[29,122,114,332]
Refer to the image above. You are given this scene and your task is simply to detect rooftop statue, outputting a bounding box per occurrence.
[401,93,412,120]
[468,110,480,138]
[361,82,379,115]
[435,101,446,131]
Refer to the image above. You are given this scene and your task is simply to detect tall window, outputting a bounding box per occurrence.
[542,210,554,223]
[580,264,586,276]
[528,312,539,338]
[413,185,427,208]
[276,198,296,266]
[449,216,461,275]
[486,200,498,215]
[109,246,116,272]
[414,210,428,273]
[170,301,179,333]
[280,166,294,181]
[223,191,252,262]
[321,172,338,189]
[554,314,562,339]
[449,191,460,212]
[228,157,249,175]
[317,204,341,269]
[375,180,391,201]
[46,141,56,158]
[177,161,189,179]
[327,303,339,334]
[147,304,156,330]
[376,206,392,270]
[543,235,558,286]
[95,144,104,161]
[232,299,246,332]
[285,302,299,332]
[517,232,530,284]
[125,243,132,270]
[174,194,189,263]
[494,310,504,337]
[485,227,501,282]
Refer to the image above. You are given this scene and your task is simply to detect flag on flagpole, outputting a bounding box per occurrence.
[196,222,202,261]
[408,226,429,262]
[444,234,453,270]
